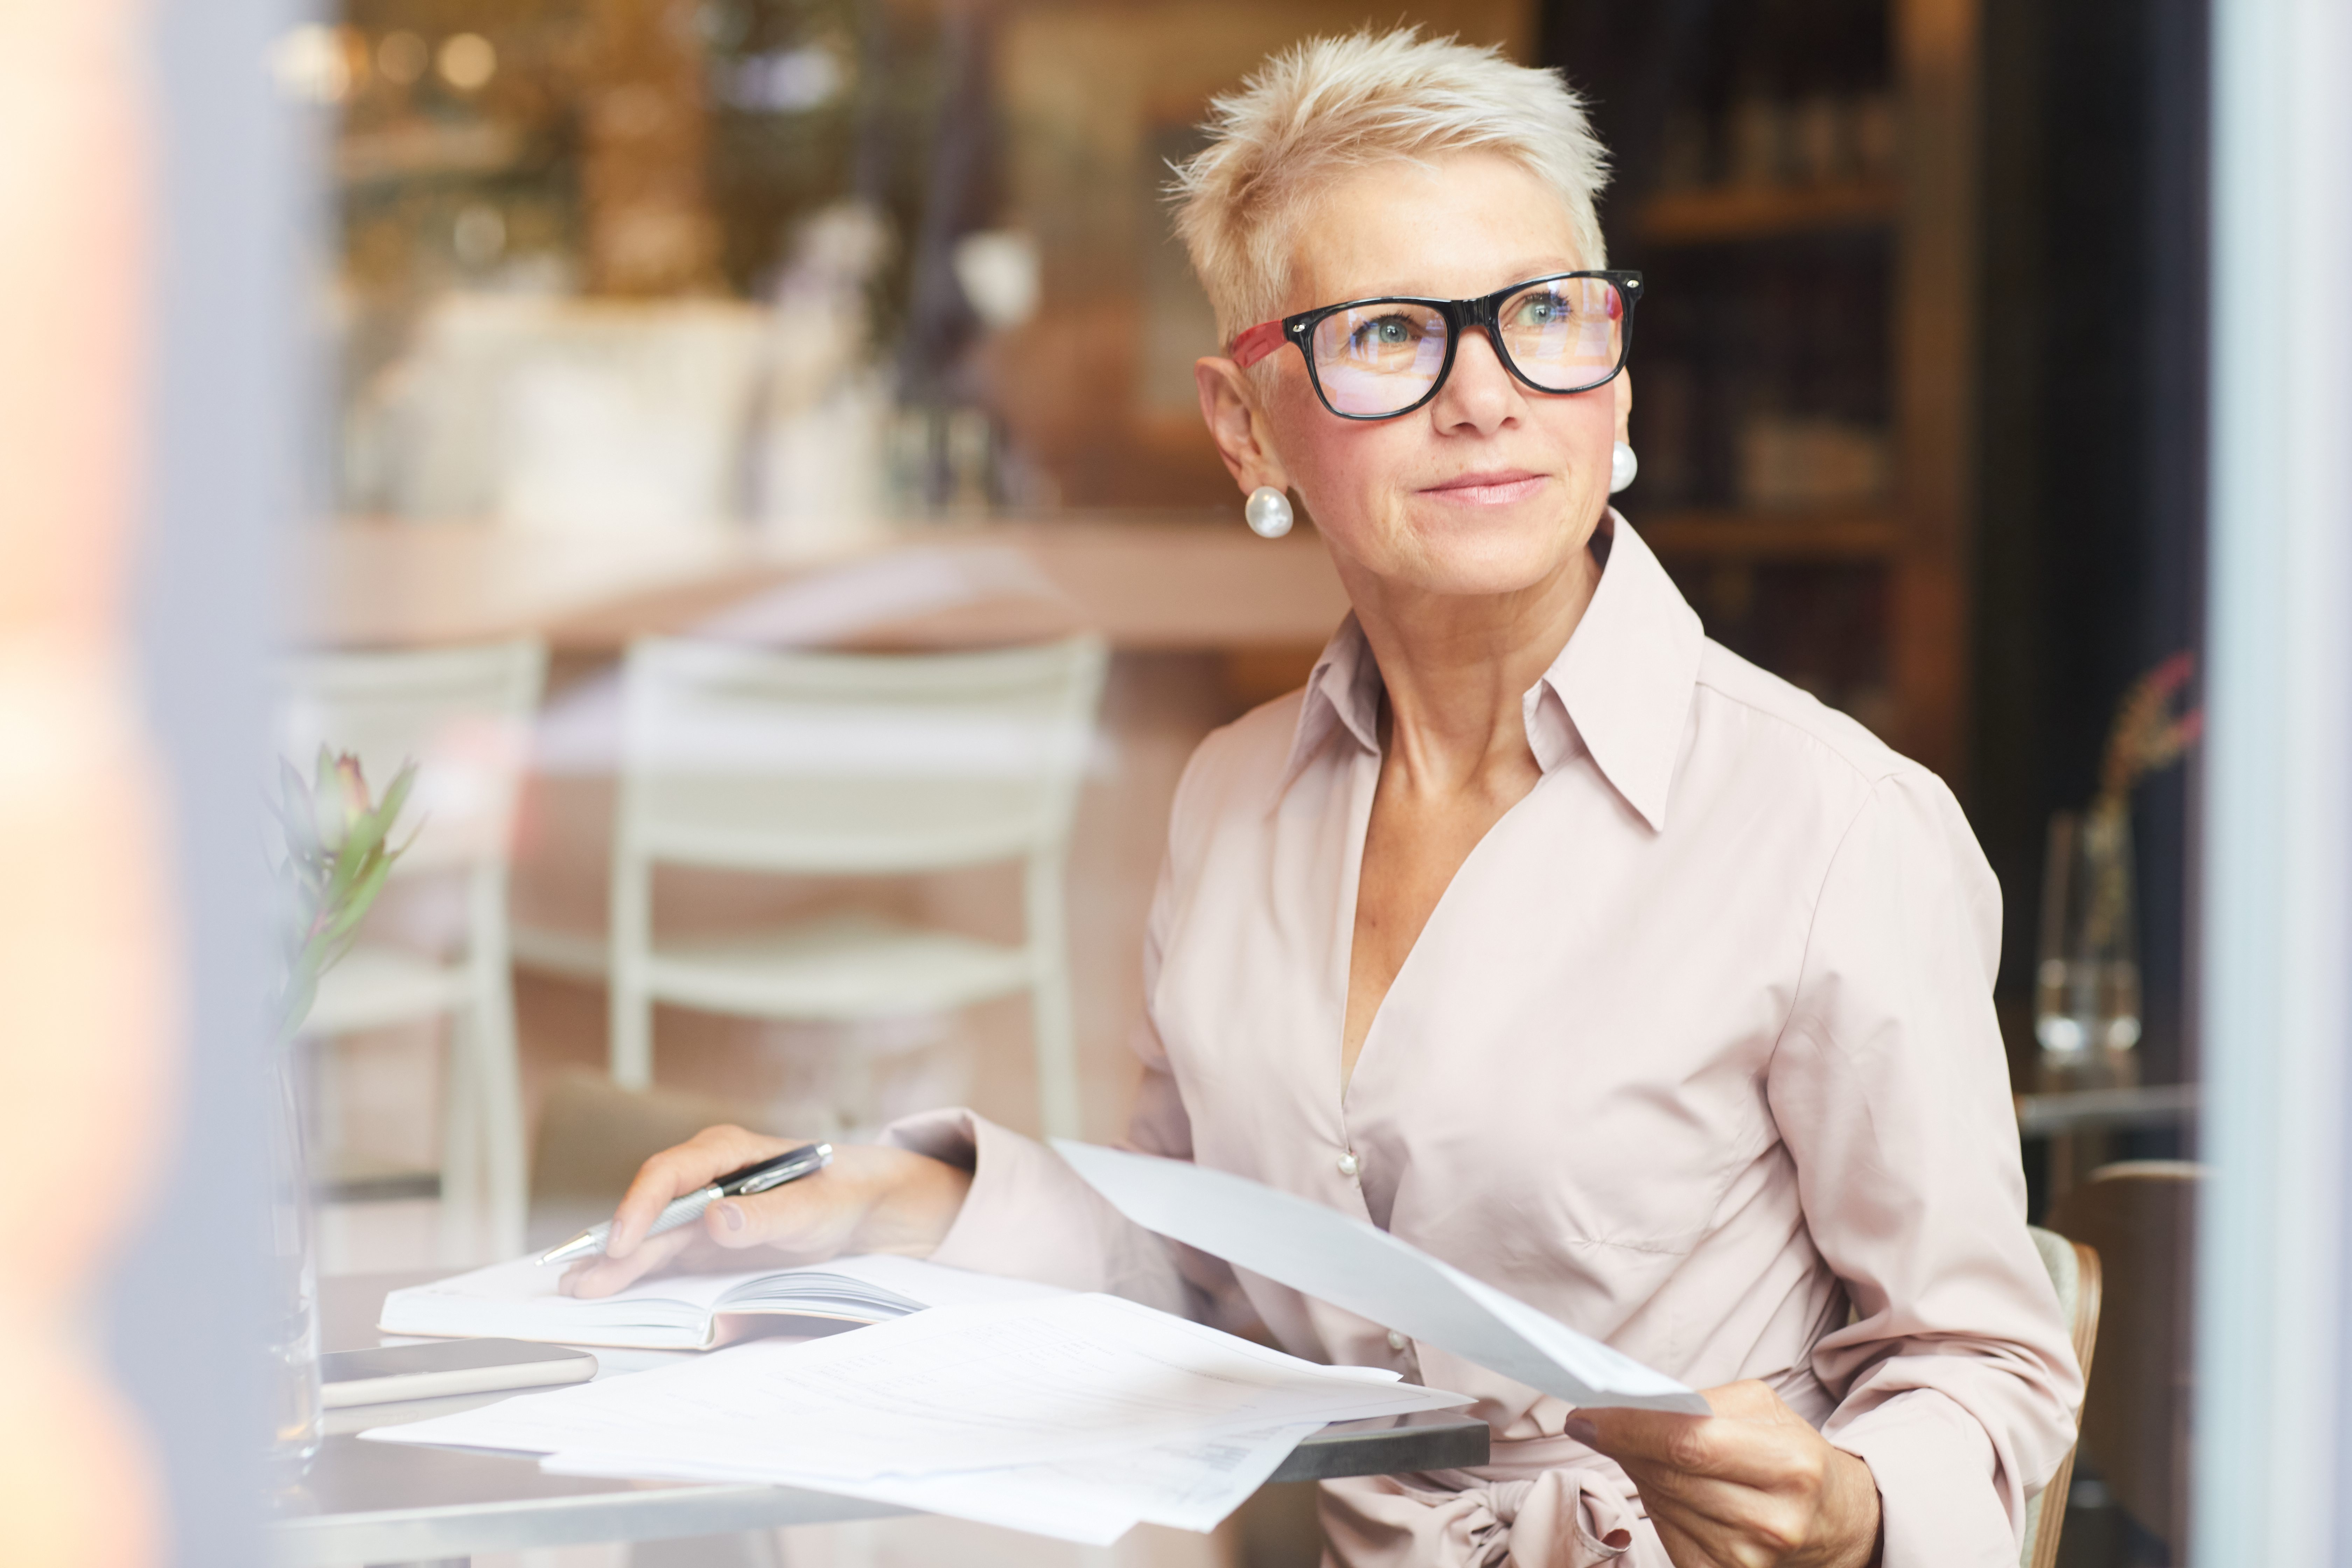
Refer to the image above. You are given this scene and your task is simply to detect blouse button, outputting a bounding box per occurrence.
[1336,1152,1360,1177]
[1387,1330,1408,1352]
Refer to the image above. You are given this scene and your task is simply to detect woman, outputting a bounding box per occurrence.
[571,31,2080,1568]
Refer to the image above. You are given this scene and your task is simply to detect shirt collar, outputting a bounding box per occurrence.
[1277,511,1705,832]
[1281,608,1385,784]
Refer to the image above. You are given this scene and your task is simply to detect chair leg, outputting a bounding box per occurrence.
[1031,978,1082,1141]
[1025,856,1083,1140]
[438,1011,486,1265]
[611,981,654,1090]
[470,964,528,1259]
[610,854,655,1090]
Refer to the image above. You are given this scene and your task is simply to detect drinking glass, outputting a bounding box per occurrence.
[2035,808,2142,1090]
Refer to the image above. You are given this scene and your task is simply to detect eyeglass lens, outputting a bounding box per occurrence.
[1307,277,1627,417]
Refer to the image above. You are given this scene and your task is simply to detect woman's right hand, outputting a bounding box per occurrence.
[559,1124,974,1299]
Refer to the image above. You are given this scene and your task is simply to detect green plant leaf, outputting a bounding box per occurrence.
[378,761,419,827]
[323,857,394,944]
[268,750,424,1040]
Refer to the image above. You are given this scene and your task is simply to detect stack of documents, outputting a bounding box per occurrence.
[365,1292,1472,1542]
[366,1146,1704,1543]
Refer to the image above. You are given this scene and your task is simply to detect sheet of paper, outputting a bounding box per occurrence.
[364,1293,1469,1479]
[1051,1141,1709,1416]
[542,1421,1325,1545]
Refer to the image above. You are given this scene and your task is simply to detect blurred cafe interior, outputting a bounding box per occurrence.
[16,0,2348,1564]
[279,0,2208,1558]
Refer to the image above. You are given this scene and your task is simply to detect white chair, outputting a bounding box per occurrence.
[275,639,548,1257]
[605,635,1107,1138]
[2020,1224,2103,1568]
[2047,1162,2193,1556]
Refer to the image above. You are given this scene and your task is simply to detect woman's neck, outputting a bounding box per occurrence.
[1339,533,1602,793]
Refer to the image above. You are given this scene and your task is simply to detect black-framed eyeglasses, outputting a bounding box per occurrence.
[1228,270,1643,421]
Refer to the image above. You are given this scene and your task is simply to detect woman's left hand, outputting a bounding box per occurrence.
[1567,1380,1881,1568]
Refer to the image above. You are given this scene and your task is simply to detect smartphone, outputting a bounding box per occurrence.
[321,1338,598,1409]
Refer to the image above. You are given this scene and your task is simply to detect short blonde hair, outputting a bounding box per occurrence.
[1169,29,1612,348]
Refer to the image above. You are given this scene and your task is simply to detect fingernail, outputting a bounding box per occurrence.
[1563,1416,1600,1444]
[718,1201,745,1233]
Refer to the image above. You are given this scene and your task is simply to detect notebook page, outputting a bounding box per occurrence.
[714,1254,1067,1315]
[380,1257,771,1348]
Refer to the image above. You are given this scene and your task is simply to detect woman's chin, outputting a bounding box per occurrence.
[1381,503,1598,597]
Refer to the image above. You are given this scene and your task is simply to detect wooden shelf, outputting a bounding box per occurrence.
[338,121,527,186]
[1633,181,1901,246]
[1638,510,1901,561]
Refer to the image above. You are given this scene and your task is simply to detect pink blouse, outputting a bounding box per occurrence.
[886,516,2081,1568]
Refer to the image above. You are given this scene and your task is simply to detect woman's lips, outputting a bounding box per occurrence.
[1419,470,1547,505]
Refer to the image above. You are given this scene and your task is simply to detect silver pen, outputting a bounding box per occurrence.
[539,1142,834,1266]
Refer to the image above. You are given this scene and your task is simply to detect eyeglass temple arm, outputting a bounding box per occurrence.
[1228,320,1287,368]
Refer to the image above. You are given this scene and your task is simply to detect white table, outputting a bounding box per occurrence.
[2014,1083,2196,1137]
[270,1274,1490,1567]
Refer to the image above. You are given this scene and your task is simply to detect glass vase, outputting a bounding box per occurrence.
[265,1043,322,1480]
[2034,807,2143,1091]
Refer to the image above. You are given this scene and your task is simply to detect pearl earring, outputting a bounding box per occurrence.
[1610,440,1639,494]
[1245,485,1294,538]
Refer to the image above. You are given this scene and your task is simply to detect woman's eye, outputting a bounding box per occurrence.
[1352,316,1413,348]
[1512,293,1570,326]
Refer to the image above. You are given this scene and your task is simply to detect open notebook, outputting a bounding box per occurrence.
[379,1253,1064,1351]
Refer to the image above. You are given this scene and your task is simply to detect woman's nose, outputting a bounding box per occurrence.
[1431,326,1522,431]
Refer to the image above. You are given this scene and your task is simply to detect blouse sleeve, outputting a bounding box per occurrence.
[1765,770,2085,1567]
[880,843,1240,1321]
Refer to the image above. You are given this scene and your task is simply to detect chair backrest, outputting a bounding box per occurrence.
[616,635,1108,876]
[2047,1160,2198,1556]
[273,640,548,875]
[2018,1224,2104,1568]
[527,1071,779,1251]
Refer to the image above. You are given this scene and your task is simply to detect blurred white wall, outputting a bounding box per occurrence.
[2195,0,2352,1558]
[102,1,305,1563]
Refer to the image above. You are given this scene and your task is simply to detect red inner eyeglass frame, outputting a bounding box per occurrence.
[1229,319,1291,368]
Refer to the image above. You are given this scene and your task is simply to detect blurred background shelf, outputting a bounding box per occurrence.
[337,120,532,186]
[1634,179,1902,245]
[1548,0,1967,782]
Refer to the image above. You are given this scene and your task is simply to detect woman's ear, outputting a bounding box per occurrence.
[1613,365,1634,443]
[1195,357,1290,496]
